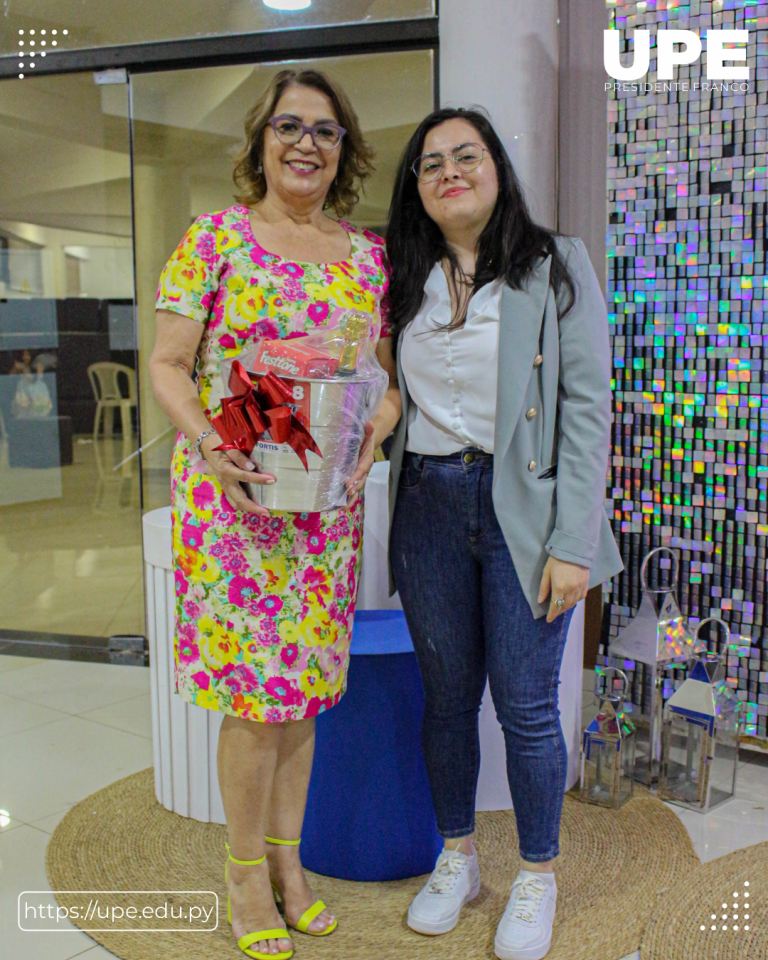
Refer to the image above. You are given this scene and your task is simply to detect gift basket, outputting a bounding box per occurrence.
[211,311,389,512]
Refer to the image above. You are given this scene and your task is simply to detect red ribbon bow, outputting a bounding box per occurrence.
[211,361,322,471]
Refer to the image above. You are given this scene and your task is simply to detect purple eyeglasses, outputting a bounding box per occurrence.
[268,114,346,150]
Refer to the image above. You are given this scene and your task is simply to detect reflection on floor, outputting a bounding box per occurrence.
[0,657,765,960]
[0,435,149,639]
[0,656,152,960]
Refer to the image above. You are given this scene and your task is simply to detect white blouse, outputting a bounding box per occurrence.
[401,262,503,455]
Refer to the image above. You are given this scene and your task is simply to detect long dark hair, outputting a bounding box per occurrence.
[386,107,576,336]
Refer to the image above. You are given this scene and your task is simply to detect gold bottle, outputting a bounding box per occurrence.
[337,311,370,375]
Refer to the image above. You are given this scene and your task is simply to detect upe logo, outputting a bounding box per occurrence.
[604,29,749,80]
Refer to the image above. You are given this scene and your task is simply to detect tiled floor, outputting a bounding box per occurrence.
[0,658,765,960]
[0,655,153,960]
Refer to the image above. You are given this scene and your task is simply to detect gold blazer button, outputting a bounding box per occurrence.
[528,460,537,472]
[526,408,537,420]
[533,354,543,367]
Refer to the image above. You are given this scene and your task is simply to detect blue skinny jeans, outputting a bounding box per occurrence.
[390,448,573,863]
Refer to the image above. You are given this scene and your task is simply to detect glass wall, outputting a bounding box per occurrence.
[0,0,434,58]
[0,72,143,638]
[130,49,435,511]
[0,46,434,641]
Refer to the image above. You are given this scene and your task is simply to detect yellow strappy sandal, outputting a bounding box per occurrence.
[265,835,339,937]
[224,842,293,960]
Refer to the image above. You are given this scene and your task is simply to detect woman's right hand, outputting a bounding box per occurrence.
[199,434,275,516]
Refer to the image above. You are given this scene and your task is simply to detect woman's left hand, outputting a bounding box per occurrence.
[345,421,375,506]
[537,556,590,623]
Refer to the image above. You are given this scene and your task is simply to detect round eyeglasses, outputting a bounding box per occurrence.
[268,114,346,150]
[412,143,488,182]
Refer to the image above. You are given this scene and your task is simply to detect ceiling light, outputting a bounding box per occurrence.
[263,0,311,9]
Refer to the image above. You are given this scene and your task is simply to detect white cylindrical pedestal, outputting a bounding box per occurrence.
[144,507,226,824]
[144,462,583,824]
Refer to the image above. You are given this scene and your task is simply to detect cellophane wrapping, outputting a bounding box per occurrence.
[217,311,389,512]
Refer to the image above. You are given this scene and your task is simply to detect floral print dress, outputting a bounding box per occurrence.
[156,205,390,722]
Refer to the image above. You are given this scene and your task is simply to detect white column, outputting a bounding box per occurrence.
[557,0,610,287]
[133,163,191,474]
[438,0,560,228]
[439,1,584,799]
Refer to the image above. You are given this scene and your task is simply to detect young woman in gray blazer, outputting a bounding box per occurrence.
[345,107,623,960]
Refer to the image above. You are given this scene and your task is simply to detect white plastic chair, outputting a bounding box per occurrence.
[87,362,137,440]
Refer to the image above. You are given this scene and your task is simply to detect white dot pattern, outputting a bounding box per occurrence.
[700,881,754,934]
[15,25,68,78]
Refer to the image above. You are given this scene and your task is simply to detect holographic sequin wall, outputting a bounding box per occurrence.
[601,0,768,740]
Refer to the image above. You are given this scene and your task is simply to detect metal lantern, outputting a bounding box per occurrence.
[658,618,742,814]
[608,547,707,786]
[580,667,636,809]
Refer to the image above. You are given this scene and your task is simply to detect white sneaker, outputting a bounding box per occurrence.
[407,846,481,935]
[494,870,556,960]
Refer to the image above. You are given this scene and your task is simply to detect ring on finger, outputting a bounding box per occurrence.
[554,597,565,608]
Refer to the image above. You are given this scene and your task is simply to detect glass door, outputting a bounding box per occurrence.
[0,71,144,643]
[129,49,435,510]
[0,48,434,647]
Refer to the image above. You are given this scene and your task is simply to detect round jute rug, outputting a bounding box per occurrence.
[46,770,698,960]
[641,840,767,960]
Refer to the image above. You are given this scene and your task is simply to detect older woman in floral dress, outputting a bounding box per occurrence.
[149,69,399,960]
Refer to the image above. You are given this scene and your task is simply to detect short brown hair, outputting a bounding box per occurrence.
[233,69,374,218]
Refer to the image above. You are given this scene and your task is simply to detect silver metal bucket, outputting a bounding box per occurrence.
[245,374,379,512]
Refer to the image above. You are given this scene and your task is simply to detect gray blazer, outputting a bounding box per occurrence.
[387,235,624,619]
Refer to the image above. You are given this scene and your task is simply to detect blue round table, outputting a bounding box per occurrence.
[301,610,442,881]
